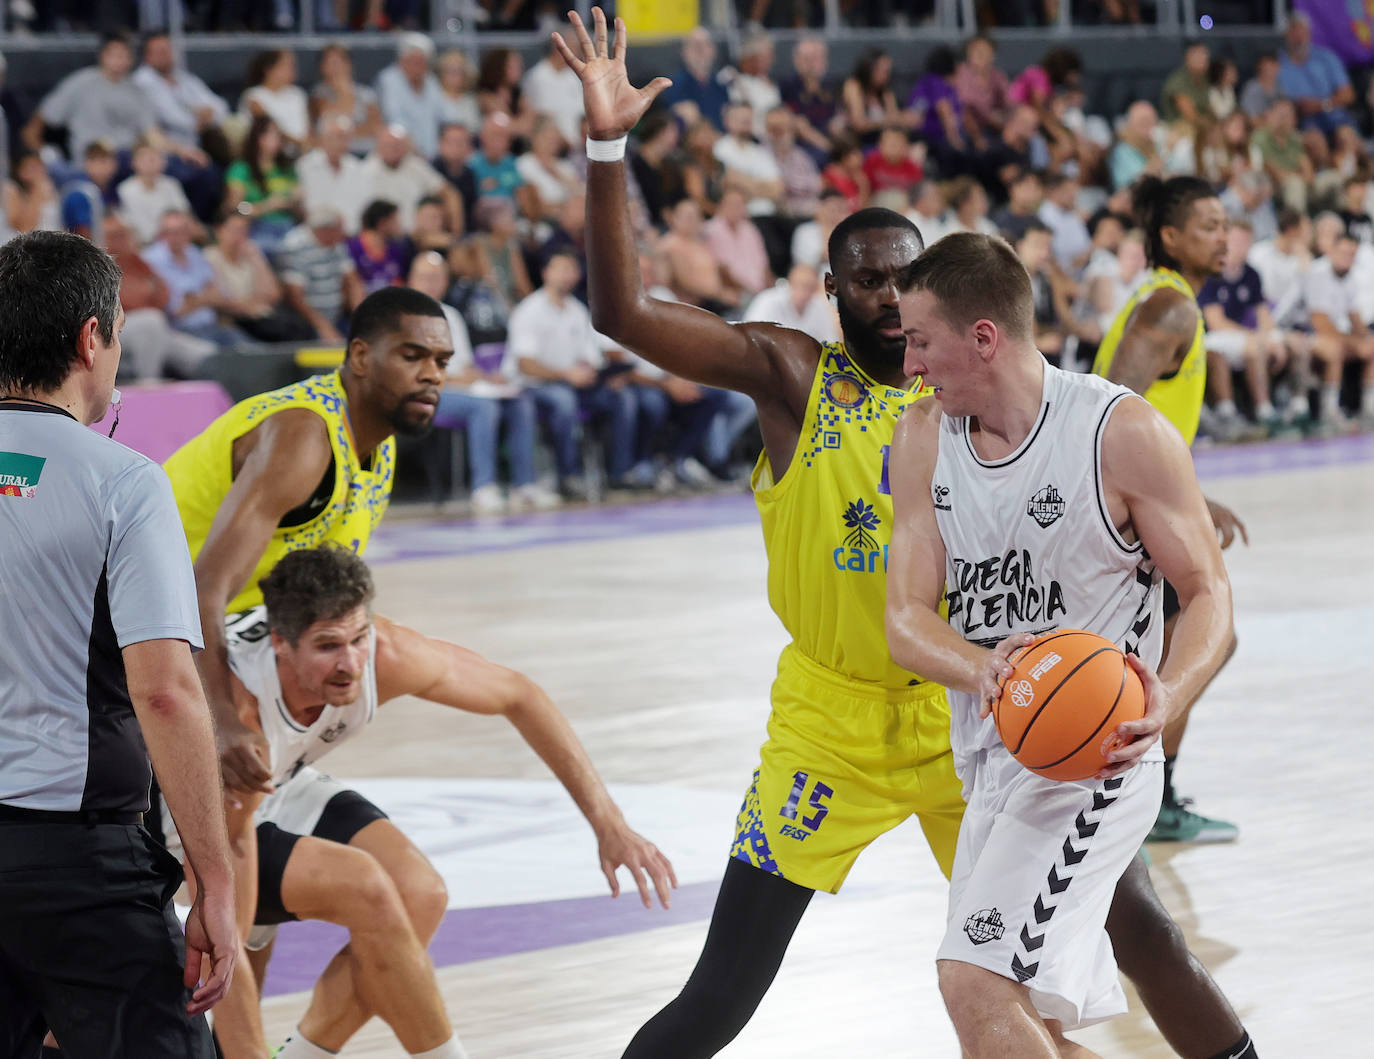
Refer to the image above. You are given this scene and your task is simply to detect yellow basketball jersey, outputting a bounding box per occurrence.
[753,343,933,689]
[1092,267,1207,444]
[164,372,395,614]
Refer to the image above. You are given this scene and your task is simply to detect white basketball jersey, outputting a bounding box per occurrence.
[225,607,378,786]
[931,363,1164,767]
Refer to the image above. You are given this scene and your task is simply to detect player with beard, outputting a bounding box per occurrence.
[163,286,451,803]
[559,12,1261,1058]
[1093,176,1249,844]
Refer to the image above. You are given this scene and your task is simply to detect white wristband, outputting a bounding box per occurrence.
[585,135,628,163]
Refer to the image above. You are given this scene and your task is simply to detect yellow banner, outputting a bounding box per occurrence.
[618,0,699,38]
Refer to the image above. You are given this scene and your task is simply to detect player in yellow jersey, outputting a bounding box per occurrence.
[1094,176,1249,845]
[560,13,1258,1059]
[164,287,452,797]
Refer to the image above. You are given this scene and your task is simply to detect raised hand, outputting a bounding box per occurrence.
[552,7,672,141]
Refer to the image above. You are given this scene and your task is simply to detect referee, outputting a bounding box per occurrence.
[0,231,236,1057]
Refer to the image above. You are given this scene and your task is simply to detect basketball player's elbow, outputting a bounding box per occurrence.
[492,669,542,720]
[590,293,649,347]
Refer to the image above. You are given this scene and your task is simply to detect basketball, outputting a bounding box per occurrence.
[994,630,1145,782]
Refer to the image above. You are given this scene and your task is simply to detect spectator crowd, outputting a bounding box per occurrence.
[2,11,1372,512]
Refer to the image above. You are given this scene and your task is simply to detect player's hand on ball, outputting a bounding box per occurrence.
[978,633,1036,718]
[598,823,678,910]
[552,7,673,141]
[1097,654,1170,779]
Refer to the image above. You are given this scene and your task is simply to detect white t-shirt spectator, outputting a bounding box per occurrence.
[743,281,839,342]
[357,153,446,230]
[116,175,192,245]
[1248,238,1309,327]
[515,152,578,209]
[712,136,782,216]
[521,59,585,147]
[507,288,604,378]
[729,73,782,138]
[1304,256,1362,334]
[441,306,474,366]
[297,149,368,235]
[241,84,311,142]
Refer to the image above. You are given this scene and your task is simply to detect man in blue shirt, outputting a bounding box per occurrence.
[660,28,730,132]
[1198,219,1308,436]
[1278,11,1355,135]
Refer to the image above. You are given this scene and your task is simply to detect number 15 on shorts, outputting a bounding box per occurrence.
[779,770,833,837]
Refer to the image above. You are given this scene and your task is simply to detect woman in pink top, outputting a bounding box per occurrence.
[954,35,1010,141]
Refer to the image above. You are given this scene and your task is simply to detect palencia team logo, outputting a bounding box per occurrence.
[1027,484,1067,528]
[964,907,1006,945]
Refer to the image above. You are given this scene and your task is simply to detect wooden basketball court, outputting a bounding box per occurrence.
[256,433,1374,1057]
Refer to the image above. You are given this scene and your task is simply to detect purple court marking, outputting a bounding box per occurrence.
[262,881,721,997]
[1191,431,1374,478]
[371,492,758,565]
[372,434,1374,566]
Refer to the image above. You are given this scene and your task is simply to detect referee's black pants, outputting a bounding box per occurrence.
[0,821,216,1059]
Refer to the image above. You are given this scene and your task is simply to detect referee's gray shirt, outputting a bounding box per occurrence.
[0,402,202,814]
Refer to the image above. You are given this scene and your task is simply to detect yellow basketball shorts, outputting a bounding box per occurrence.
[730,645,966,894]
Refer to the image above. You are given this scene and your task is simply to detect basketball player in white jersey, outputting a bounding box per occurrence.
[885,234,1242,1058]
[158,546,676,1059]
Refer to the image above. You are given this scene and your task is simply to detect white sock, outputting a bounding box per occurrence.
[411,1039,469,1059]
[275,1031,338,1058]
[1215,398,1237,418]
[1363,383,1374,413]
[1323,384,1341,414]
[1256,401,1275,419]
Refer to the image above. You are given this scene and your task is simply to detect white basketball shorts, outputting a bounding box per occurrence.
[937,747,1162,1030]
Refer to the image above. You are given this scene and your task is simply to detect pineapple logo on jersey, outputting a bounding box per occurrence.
[834,499,887,573]
[1027,484,1066,528]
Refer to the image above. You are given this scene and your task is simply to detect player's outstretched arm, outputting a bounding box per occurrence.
[193,409,335,795]
[374,617,678,909]
[1105,287,1198,396]
[1101,398,1235,769]
[555,8,818,404]
[884,403,1031,708]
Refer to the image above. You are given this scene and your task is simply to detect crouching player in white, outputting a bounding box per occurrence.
[885,233,1236,1057]
[157,545,677,1059]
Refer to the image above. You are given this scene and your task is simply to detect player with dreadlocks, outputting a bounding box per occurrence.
[1093,175,1247,844]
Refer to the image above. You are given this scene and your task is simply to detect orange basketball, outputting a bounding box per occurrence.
[994,629,1145,782]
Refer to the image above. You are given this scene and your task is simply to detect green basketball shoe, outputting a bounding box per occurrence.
[1146,798,1239,843]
